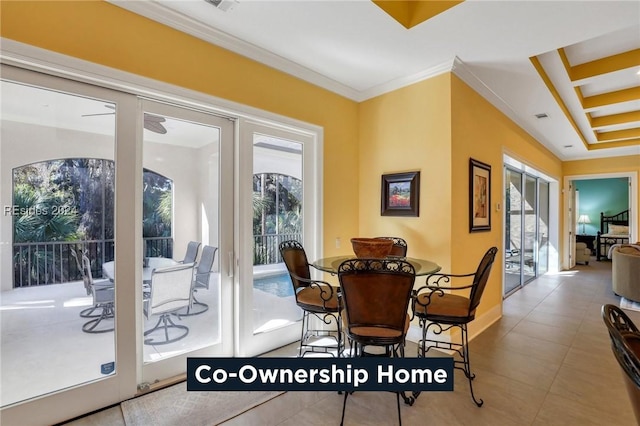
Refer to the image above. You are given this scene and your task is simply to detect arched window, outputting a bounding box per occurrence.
[253,173,302,265]
[12,159,172,287]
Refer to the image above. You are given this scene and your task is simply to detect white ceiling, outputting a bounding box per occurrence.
[112,1,638,160]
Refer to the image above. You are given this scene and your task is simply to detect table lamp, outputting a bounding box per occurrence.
[578,214,590,234]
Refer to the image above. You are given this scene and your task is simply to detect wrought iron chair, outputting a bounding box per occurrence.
[279,240,342,357]
[77,252,115,333]
[181,241,201,264]
[143,263,196,345]
[181,245,217,316]
[375,237,408,257]
[338,258,416,426]
[602,304,640,423]
[412,246,498,407]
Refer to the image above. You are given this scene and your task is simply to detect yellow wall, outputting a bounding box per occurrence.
[0,0,360,257]
[358,74,453,271]
[451,75,562,317]
[564,156,640,239]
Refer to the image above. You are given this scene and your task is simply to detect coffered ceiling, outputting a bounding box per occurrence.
[110,0,640,161]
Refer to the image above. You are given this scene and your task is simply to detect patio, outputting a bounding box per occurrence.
[0,267,300,407]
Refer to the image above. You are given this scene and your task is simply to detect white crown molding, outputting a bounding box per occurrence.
[108,0,361,101]
[108,1,457,103]
[451,57,567,161]
[355,58,456,102]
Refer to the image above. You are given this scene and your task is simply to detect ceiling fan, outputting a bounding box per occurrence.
[82,105,168,134]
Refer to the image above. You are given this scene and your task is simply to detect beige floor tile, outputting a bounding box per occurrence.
[510,320,578,346]
[548,363,634,420]
[533,392,636,426]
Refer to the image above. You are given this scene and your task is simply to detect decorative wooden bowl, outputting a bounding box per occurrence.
[350,238,394,258]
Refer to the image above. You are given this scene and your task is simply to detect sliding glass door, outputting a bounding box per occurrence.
[504,166,549,296]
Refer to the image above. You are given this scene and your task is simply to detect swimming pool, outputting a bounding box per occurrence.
[253,272,294,298]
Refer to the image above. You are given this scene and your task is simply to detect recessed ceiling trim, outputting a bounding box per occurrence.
[582,86,640,110]
[597,128,640,142]
[570,48,640,82]
[589,138,640,149]
[530,56,590,149]
[591,111,640,128]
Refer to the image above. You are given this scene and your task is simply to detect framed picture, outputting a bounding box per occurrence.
[381,171,420,217]
[469,159,491,232]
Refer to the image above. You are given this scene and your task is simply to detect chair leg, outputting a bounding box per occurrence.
[179,291,209,316]
[340,387,349,426]
[82,303,114,333]
[396,391,402,426]
[144,314,189,345]
[461,324,483,407]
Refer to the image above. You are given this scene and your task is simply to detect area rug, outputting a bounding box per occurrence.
[620,297,640,313]
[121,381,282,426]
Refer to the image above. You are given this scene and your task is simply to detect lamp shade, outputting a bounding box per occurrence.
[578,214,591,224]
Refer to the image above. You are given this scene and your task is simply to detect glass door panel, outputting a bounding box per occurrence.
[237,120,318,357]
[538,181,550,274]
[504,168,522,295]
[140,100,233,384]
[523,175,537,283]
[0,77,118,409]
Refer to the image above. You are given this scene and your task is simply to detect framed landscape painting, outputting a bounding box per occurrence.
[469,158,491,232]
[381,171,420,217]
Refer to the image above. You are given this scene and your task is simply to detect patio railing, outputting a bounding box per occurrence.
[13,234,297,286]
[253,233,301,265]
[12,237,173,288]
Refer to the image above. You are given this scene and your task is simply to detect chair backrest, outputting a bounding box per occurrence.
[469,247,498,312]
[602,304,640,335]
[148,263,195,316]
[375,237,408,257]
[71,248,91,295]
[338,258,415,339]
[195,245,218,288]
[279,240,311,293]
[183,241,201,264]
[602,305,640,422]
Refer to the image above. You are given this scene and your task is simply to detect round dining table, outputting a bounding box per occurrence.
[312,255,441,276]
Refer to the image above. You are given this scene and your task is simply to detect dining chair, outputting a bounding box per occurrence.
[143,262,196,345]
[279,240,342,357]
[181,245,218,316]
[181,241,201,264]
[375,237,408,257]
[338,258,416,426]
[602,304,640,424]
[77,252,115,333]
[412,246,498,407]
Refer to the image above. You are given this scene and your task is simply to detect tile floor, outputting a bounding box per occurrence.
[66,257,639,425]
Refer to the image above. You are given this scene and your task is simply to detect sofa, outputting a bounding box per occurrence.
[612,245,640,302]
[575,242,591,265]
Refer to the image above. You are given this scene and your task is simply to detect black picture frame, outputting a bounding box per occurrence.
[469,158,491,232]
[381,171,420,217]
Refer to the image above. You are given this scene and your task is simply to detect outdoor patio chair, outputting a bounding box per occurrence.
[181,241,201,264]
[181,245,217,316]
[79,253,115,334]
[412,246,498,407]
[143,262,196,345]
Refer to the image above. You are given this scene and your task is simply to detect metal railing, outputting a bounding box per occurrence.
[12,237,173,288]
[253,233,302,265]
[13,233,297,286]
